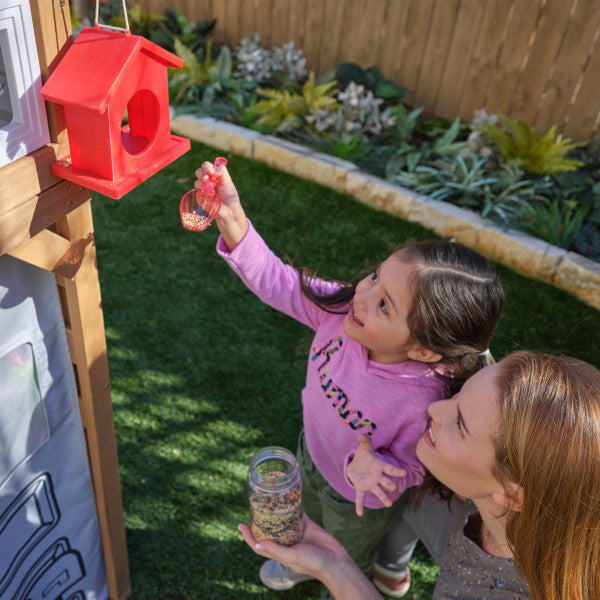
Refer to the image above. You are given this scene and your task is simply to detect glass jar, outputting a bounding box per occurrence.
[248,446,304,546]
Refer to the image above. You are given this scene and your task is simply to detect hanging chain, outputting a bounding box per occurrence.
[94,0,130,33]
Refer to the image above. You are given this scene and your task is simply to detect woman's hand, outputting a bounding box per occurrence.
[239,514,348,578]
[239,515,383,600]
[195,161,248,250]
[347,434,406,516]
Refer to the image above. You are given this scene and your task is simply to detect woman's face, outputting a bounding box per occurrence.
[416,363,503,501]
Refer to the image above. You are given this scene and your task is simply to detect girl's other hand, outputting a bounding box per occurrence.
[347,434,406,516]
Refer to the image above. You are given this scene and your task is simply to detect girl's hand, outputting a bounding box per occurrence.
[347,434,406,516]
[194,161,240,212]
[195,161,248,250]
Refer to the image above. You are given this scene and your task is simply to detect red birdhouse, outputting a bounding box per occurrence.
[41,25,191,199]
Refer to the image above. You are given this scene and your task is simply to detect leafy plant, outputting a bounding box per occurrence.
[394,155,496,203]
[251,72,338,133]
[385,117,467,177]
[331,133,371,161]
[105,2,166,37]
[573,222,600,259]
[549,135,600,223]
[390,156,548,230]
[149,6,216,58]
[306,81,397,140]
[480,116,584,175]
[480,161,547,227]
[392,104,424,141]
[234,34,308,88]
[519,198,589,248]
[169,38,221,99]
[169,38,255,122]
[335,62,409,105]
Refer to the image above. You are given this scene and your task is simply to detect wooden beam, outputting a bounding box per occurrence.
[55,201,131,600]
[0,180,89,257]
[7,227,94,278]
[0,143,69,211]
[7,228,70,271]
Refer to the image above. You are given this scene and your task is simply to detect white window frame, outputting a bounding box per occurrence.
[0,0,50,168]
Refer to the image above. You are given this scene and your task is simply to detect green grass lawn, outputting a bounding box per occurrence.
[91,140,600,599]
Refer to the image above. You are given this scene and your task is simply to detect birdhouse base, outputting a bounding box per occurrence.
[51,133,191,199]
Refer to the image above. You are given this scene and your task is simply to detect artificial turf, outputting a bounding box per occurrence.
[91,140,600,599]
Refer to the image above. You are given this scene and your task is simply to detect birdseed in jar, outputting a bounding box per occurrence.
[249,471,304,546]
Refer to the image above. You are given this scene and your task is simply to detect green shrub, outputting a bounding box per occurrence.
[251,73,338,133]
[520,198,588,248]
[480,116,584,175]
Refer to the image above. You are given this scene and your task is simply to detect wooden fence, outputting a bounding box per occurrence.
[143,0,600,141]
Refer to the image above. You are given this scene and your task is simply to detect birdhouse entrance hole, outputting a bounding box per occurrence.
[121,89,159,155]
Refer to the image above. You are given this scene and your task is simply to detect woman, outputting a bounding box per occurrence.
[239,352,600,600]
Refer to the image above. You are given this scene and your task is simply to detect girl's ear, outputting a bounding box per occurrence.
[407,345,443,363]
[492,482,524,513]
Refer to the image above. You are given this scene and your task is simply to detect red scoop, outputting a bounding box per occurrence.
[180,157,227,231]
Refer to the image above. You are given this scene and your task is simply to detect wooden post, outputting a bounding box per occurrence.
[55,202,132,600]
[0,1,132,598]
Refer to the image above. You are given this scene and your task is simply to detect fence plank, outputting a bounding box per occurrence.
[535,0,600,135]
[433,0,485,119]
[286,0,308,61]
[509,0,575,126]
[319,0,347,73]
[376,0,411,82]
[237,0,258,42]
[456,0,516,122]
[414,0,461,114]
[398,0,436,104]
[211,0,228,46]
[303,0,327,74]
[483,0,543,117]
[269,0,290,48]
[563,28,600,139]
[353,0,388,70]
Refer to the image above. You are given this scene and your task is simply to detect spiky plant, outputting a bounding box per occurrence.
[251,72,338,133]
[480,116,584,175]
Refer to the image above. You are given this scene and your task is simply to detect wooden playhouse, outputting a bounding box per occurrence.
[0,1,186,598]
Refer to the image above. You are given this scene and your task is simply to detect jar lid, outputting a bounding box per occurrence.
[248,446,300,492]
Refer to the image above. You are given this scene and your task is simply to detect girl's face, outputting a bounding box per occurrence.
[417,363,502,500]
[343,255,417,364]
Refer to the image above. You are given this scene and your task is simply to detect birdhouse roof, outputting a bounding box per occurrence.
[41,26,183,114]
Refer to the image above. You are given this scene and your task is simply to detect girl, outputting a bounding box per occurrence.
[240,352,600,600]
[196,160,504,593]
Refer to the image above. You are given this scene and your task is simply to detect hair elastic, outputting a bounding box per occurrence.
[478,349,491,357]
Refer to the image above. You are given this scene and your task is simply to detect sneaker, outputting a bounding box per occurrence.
[259,559,315,590]
[373,564,411,598]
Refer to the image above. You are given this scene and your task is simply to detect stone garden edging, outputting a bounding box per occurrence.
[170,113,600,312]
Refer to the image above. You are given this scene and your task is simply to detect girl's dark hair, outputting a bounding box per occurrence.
[299,240,505,395]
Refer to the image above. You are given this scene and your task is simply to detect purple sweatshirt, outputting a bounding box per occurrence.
[218,221,445,509]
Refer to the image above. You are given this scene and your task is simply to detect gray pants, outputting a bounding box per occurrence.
[377,492,459,571]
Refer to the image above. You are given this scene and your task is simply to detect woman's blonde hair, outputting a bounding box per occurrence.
[495,351,600,600]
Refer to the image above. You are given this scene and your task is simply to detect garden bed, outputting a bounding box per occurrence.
[171,112,600,312]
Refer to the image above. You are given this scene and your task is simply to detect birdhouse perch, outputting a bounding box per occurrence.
[41,25,191,199]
